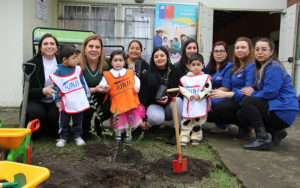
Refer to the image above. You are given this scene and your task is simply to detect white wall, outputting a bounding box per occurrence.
[0,0,57,107]
[0,1,23,106]
[23,0,58,63]
[200,0,286,11]
[66,0,286,10]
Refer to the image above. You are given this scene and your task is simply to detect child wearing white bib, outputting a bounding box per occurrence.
[179,54,212,146]
[50,45,90,147]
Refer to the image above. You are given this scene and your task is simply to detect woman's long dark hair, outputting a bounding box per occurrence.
[35,33,59,57]
[178,39,198,72]
[207,41,231,75]
[147,47,173,88]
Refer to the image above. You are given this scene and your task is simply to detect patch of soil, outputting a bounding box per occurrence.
[150,154,214,183]
[84,168,146,188]
[36,143,213,187]
[85,143,143,163]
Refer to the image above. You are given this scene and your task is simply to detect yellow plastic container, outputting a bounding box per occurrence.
[0,128,31,150]
[0,161,50,188]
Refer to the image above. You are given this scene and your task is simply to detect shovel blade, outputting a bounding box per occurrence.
[173,158,187,173]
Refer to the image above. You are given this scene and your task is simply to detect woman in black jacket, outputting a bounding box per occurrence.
[140,47,182,144]
[125,40,149,77]
[24,33,60,139]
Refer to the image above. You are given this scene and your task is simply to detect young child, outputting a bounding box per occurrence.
[50,44,90,147]
[99,50,145,144]
[179,54,212,146]
[162,36,171,51]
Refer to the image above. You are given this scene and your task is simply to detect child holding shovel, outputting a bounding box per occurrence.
[179,54,212,145]
[50,44,90,147]
[99,50,145,144]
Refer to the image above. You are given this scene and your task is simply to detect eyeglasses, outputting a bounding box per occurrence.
[213,50,226,53]
[255,48,271,52]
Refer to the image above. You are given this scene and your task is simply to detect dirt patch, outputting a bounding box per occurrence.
[150,154,214,183]
[85,143,143,163]
[34,143,214,187]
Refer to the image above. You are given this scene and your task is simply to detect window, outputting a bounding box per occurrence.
[60,3,155,61]
[123,6,155,61]
[61,3,116,45]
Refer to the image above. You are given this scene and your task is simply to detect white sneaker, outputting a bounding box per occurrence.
[180,142,187,146]
[74,137,85,146]
[56,139,67,147]
[209,126,228,133]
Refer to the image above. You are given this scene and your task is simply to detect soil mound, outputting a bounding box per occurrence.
[84,168,146,188]
[38,143,214,187]
[150,154,214,183]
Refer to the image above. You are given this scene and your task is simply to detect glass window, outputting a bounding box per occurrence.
[61,4,116,45]
[61,3,154,61]
[124,6,155,62]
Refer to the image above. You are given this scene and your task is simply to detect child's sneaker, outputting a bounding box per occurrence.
[180,142,187,146]
[74,137,85,146]
[116,136,122,144]
[191,140,200,146]
[125,137,133,145]
[56,139,67,147]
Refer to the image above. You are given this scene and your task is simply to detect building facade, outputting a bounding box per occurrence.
[0,0,299,106]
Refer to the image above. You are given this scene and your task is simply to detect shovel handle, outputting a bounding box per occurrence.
[172,95,182,163]
[22,62,36,82]
[166,88,180,93]
[20,63,36,128]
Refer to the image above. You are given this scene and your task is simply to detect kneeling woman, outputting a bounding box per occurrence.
[239,38,299,150]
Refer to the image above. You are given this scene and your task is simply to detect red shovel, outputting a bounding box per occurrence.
[166,88,187,173]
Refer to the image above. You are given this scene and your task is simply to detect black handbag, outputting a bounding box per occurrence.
[155,84,167,101]
[134,59,143,76]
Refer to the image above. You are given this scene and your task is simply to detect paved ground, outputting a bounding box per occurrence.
[203,115,300,188]
[0,107,299,188]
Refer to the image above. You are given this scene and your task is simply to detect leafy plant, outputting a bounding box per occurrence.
[90,96,145,165]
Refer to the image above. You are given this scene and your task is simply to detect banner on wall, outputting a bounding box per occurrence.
[154,3,198,64]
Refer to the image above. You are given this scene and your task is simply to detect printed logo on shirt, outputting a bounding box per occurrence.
[62,76,80,91]
[114,77,132,91]
[216,76,223,80]
[186,85,201,94]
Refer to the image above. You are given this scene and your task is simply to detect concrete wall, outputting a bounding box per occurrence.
[200,0,286,10]
[23,0,58,62]
[0,1,24,106]
[62,0,286,10]
[0,0,291,106]
[0,0,57,107]
[58,0,286,10]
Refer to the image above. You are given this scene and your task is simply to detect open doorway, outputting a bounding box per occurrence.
[213,10,281,55]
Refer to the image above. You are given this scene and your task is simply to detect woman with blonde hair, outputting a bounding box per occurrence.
[208,37,256,139]
[79,34,111,140]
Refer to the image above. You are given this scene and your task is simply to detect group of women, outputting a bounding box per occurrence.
[25,33,299,151]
